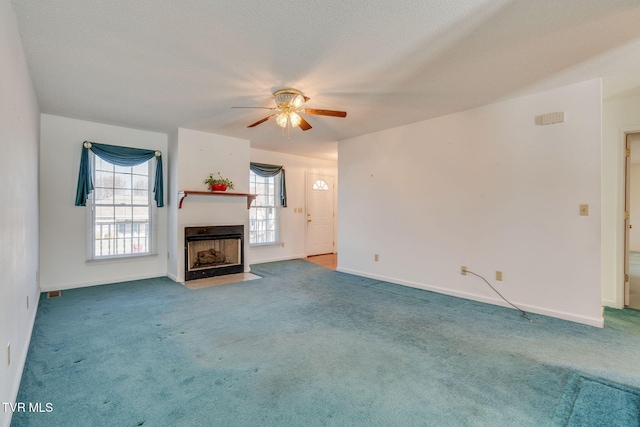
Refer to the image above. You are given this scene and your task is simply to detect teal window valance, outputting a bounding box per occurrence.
[250,162,287,207]
[75,141,164,207]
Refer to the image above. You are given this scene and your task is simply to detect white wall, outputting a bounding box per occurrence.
[168,128,250,282]
[167,129,179,280]
[39,114,168,291]
[338,80,602,327]
[249,148,338,265]
[602,95,640,307]
[0,3,41,427]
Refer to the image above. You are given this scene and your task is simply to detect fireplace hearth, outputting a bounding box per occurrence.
[184,225,244,281]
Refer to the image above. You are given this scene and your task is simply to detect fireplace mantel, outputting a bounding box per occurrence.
[178,190,257,209]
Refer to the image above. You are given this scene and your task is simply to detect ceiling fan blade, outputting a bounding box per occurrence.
[303,96,310,102]
[247,114,276,128]
[298,116,312,131]
[302,108,347,118]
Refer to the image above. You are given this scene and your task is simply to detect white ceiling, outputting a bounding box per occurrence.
[11,0,640,160]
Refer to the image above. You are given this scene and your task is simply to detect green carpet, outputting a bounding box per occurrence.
[553,374,640,426]
[11,260,640,426]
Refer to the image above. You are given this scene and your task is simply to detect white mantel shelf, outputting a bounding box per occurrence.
[178,190,257,209]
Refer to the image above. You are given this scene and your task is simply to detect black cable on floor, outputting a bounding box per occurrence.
[466,270,533,323]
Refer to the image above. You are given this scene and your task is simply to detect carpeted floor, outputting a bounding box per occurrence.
[12,260,640,426]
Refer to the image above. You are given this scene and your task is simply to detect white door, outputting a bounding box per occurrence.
[306,173,334,256]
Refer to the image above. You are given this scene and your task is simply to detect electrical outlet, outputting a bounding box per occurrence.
[580,204,589,216]
[374,254,379,262]
[7,343,10,367]
[281,242,285,248]
[461,266,467,275]
[496,271,503,281]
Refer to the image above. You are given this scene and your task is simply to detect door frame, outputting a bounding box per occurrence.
[625,133,631,306]
[619,126,640,308]
[305,171,336,256]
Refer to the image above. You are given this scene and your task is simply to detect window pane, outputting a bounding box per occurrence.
[133,206,149,222]
[95,171,113,189]
[115,206,132,221]
[95,157,112,172]
[114,164,130,174]
[133,176,148,191]
[133,190,148,204]
[114,173,131,189]
[94,187,113,204]
[96,206,114,223]
[132,163,147,175]
[313,179,329,190]
[114,189,132,205]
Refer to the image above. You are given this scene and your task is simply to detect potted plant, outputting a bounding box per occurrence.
[204,172,235,192]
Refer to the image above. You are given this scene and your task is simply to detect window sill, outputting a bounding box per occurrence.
[86,253,158,264]
[250,243,280,248]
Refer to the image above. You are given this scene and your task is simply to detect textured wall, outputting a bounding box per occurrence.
[339,80,602,326]
[39,115,168,291]
[0,2,41,427]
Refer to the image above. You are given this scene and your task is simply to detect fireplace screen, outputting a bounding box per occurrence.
[184,225,244,281]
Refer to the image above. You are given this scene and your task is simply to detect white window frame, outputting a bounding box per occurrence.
[249,170,280,246]
[86,153,157,260]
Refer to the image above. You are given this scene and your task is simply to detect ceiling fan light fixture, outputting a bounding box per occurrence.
[289,112,302,127]
[291,94,305,108]
[274,89,304,109]
[276,112,289,128]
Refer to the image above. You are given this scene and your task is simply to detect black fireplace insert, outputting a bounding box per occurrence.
[184,225,244,281]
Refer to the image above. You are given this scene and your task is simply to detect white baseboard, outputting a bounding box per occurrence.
[337,267,604,328]
[250,254,306,265]
[39,273,168,292]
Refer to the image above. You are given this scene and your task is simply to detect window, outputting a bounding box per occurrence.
[88,154,154,259]
[249,170,279,245]
[312,179,329,190]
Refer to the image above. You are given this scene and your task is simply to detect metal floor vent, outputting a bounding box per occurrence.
[47,291,62,299]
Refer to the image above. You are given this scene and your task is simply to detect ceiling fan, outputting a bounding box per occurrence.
[232,89,347,132]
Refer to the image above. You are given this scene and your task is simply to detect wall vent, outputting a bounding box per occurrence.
[539,112,565,125]
[47,291,62,298]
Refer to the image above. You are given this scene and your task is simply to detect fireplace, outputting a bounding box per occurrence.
[184,225,244,281]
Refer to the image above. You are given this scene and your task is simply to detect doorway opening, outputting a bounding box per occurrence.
[625,133,640,308]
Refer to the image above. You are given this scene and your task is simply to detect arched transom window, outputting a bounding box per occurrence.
[312,179,329,191]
